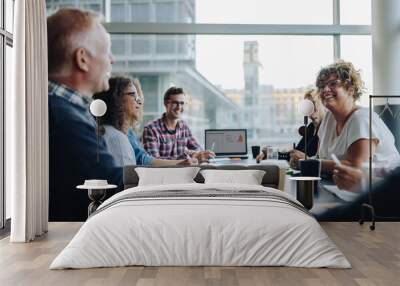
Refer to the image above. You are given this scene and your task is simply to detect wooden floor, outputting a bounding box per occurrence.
[1,222,399,286]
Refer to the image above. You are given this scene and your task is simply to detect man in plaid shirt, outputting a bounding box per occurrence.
[142,87,215,161]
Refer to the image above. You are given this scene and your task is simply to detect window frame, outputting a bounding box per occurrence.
[1,0,13,231]
[102,0,370,61]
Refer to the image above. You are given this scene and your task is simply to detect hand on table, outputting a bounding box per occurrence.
[289,150,305,169]
[177,158,197,166]
[332,164,362,190]
[256,152,266,163]
[192,150,216,163]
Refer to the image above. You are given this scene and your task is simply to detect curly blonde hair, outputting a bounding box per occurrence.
[304,88,324,111]
[316,60,365,100]
[131,78,144,132]
[304,88,318,103]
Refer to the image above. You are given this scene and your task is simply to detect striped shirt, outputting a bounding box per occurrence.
[142,114,201,160]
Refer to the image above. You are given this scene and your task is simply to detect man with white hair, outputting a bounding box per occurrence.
[48,8,122,221]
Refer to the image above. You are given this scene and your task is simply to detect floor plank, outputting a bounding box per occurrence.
[0,222,399,286]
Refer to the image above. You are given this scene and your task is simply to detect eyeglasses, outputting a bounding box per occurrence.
[317,79,342,92]
[124,92,142,104]
[168,100,185,108]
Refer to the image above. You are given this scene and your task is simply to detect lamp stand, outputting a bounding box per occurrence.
[359,95,376,231]
[358,110,375,230]
[304,116,308,160]
[96,117,99,163]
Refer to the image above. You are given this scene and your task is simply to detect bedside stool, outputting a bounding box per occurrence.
[76,183,117,217]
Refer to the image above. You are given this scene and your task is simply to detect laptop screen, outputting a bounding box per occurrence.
[205,129,247,156]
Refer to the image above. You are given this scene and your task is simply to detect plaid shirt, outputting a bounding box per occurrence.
[142,114,201,160]
[49,80,93,110]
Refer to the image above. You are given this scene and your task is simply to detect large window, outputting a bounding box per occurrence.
[196,0,333,24]
[109,34,335,146]
[45,0,372,150]
[5,0,13,32]
[1,0,14,229]
[341,35,372,106]
[340,0,371,25]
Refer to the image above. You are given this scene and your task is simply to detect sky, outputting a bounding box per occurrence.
[194,0,372,102]
[195,0,371,26]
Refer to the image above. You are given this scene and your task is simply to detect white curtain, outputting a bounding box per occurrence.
[8,0,48,242]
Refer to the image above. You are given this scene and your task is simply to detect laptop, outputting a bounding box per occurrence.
[205,129,248,160]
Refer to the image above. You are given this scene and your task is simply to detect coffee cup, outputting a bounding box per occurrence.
[299,159,321,191]
[299,159,321,177]
[251,145,261,159]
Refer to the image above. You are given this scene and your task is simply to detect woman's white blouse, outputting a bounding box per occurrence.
[318,107,400,163]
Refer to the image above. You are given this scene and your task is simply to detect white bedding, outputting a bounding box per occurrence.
[50,183,350,269]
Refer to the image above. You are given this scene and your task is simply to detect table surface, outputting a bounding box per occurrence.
[205,158,289,190]
[206,158,289,168]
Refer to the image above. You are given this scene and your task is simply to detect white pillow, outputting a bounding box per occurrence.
[135,167,200,186]
[200,169,266,185]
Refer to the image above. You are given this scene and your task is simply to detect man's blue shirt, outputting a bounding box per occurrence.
[48,81,122,221]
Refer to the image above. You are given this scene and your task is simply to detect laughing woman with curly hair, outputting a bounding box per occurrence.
[93,77,139,166]
[316,60,399,187]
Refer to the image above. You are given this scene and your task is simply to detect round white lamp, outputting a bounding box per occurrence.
[298,99,314,117]
[89,99,107,163]
[298,99,314,160]
[90,99,107,117]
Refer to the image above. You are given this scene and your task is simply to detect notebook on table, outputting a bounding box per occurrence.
[205,129,248,161]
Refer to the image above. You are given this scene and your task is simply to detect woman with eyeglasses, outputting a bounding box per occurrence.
[289,89,325,168]
[93,76,191,167]
[256,89,325,168]
[316,60,399,188]
[126,78,151,165]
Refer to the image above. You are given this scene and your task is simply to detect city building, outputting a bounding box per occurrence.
[225,41,305,148]
[46,0,240,145]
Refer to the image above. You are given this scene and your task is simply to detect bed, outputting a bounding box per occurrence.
[50,165,350,269]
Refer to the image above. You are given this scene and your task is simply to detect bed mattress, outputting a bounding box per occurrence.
[50,183,350,269]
